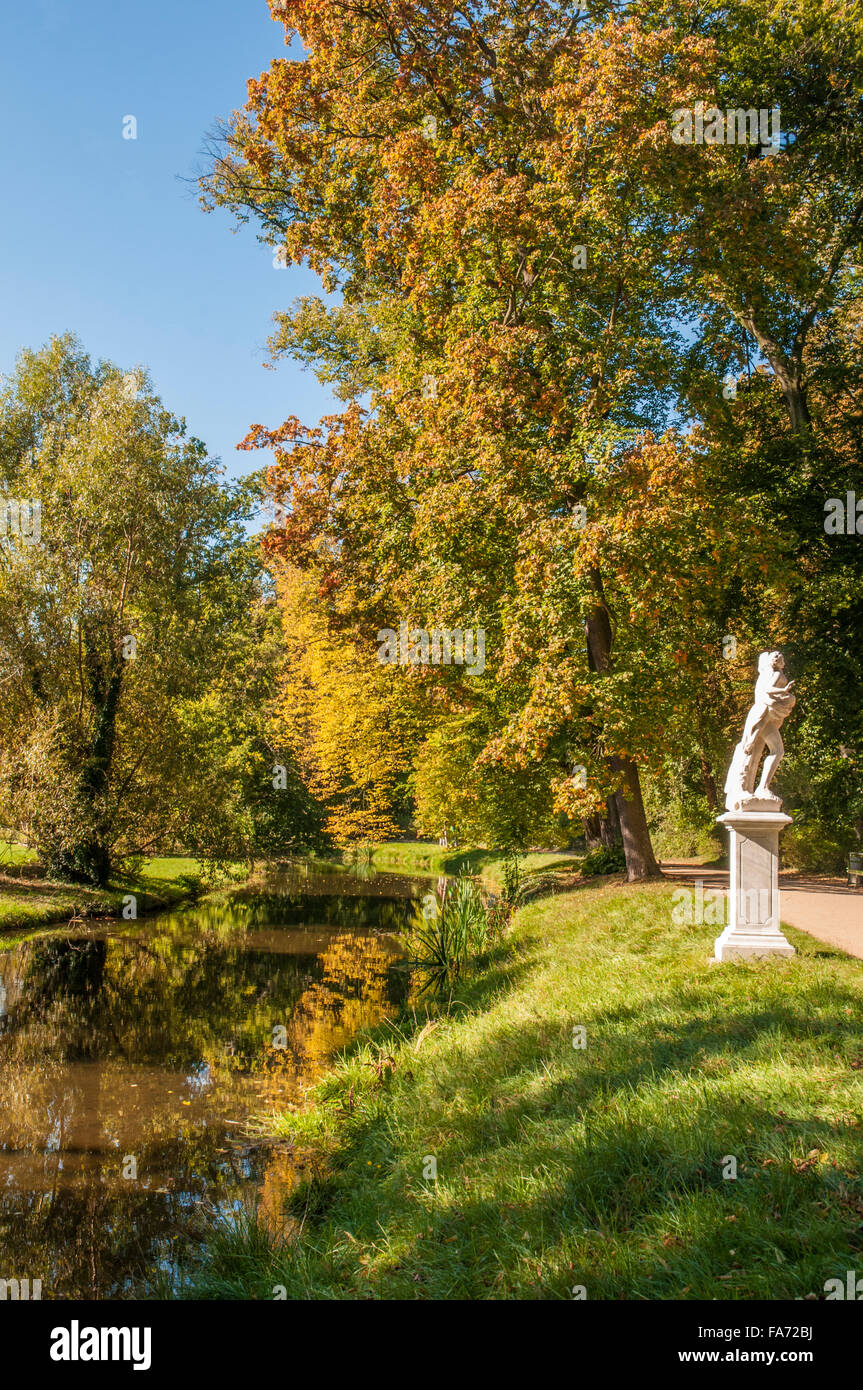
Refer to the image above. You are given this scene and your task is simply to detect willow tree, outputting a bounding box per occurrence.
[0,335,301,883]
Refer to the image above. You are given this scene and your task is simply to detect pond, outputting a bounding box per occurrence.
[0,862,432,1299]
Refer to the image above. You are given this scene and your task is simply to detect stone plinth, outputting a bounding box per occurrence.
[713,809,795,961]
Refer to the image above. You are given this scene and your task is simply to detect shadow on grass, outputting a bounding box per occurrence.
[386,967,863,1295]
[187,886,863,1300]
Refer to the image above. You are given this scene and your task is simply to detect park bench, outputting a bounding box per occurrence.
[849,852,863,889]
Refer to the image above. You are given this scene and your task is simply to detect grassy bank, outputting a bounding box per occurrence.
[368,839,582,888]
[0,852,241,940]
[186,877,863,1300]
[0,841,39,867]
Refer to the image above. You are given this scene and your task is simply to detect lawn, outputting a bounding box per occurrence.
[0,840,39,866]
[185,876,863,1300]
[0,851,243,940]
[368,839,582,887]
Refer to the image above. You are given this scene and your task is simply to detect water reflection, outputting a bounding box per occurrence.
[0,863,421,1298]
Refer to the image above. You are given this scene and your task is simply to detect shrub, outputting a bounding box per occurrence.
[581,843,627,877]
[500,850,524,908]
[782,821,853,875]
[175,872,205,899]
[643,785,723,860]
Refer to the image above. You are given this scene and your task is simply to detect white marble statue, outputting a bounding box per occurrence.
[724,651,796,811]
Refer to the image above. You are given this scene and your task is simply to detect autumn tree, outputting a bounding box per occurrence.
[207,0,863,874]
[270,559,422,843]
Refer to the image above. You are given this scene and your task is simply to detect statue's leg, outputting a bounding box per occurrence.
[741,735,765,794]
[741,714,761,755]
[756,728,784,794]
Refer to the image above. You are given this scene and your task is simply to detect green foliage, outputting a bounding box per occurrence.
[643,777,724,862]
[0,336,327,880]
[412,713,575,852]
[783,822,852,876]
[581,843,627,877]
[174,872,205,900]
[407,874,496,991]
[782,732,863,870]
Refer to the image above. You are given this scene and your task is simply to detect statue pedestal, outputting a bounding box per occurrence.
[713,809,795,961]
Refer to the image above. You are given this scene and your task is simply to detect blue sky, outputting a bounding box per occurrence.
[0,0,334,482]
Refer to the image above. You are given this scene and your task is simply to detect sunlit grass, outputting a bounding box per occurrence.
[0,853,247,939]
[136,856,210,882]
[369,839,582,887]
[183,879,863,1301]
[0,840,39,865]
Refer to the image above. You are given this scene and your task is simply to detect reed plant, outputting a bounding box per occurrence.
[407,873,495,991]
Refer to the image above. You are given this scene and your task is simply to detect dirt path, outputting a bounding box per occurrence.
[661,860,863,960]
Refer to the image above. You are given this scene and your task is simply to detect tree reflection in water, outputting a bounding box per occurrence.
[0,866,418,1298]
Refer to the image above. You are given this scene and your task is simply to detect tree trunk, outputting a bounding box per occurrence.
[700,750,718,812]
[738,314,811,435]
[584,568,661,881]
[609,753,661,880]
[584,796,622,849]
[49,632,124,887]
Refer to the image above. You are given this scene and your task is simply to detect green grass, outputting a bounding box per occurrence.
[137,856,210,883]
[183,878,863,1300]
[0,853,244,940]
[0,840,39,866]
[369,839,582,888]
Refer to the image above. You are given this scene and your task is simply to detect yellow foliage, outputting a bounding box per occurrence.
[272,563,412,844]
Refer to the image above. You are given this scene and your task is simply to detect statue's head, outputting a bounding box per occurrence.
[759,650,784,675]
